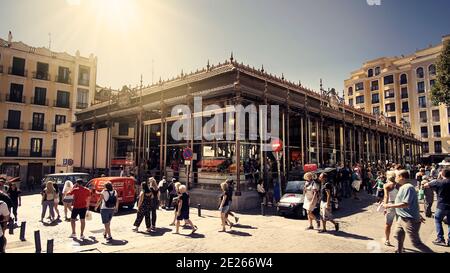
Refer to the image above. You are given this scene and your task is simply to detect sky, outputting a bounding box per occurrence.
[1,0,450,94]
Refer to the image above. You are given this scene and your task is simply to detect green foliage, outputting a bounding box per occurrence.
[431,40,450,106]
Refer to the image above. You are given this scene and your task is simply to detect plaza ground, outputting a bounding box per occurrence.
[5,192,449,253]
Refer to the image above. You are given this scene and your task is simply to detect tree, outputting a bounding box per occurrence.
[431,39,450,106]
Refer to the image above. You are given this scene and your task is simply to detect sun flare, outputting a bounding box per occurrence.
[87,0,138,32]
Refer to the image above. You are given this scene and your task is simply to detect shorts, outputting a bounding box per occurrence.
[220,205,230,213]
[100,209,114,224]
[177,210,189,220]
[71,208,88,220]
[376,189,384,198]
[320,201,333,221]
[385,207,396,225]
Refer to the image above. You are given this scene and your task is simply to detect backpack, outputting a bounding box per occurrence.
[104,191,117,208]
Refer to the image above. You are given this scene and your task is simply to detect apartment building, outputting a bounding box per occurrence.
[344,35,450,162]
[0,34,97,182]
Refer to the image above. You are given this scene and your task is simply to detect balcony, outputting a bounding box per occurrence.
[31,97,49,106]
[32,71,50,81]
[78,79,90,86]
[28,122,48,132]
[5,94,26,103]
[55,75,72,85]
[8,67,28,77]
[53,100,71,109]
[0,149,54,158]
[3,120,24,130]
[76,102,89,109]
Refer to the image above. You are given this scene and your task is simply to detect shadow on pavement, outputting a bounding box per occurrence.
[333,193,378,218]
[73,236,99,246]
[102,239,128,246]
[232,224,257,230]
[112,209,137,216]
[227,230,252,237]
[137,227,172,237]
[327,230,373,241]
[42,221,60,227]
[183,233,205,239]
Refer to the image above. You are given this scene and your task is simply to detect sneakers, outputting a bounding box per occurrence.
[432,239,447,246]
[80,235,85,240]
[70,233,76,238]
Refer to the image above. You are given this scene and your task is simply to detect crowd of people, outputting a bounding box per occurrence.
[0,159,449,253]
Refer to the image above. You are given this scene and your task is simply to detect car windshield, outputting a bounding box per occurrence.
[285,181,305,194]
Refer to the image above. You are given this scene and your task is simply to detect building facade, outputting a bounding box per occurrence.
[0,35,97,183]
[344,35,450,163]
[57,57,421,209]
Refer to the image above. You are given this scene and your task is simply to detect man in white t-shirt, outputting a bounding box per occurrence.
[0,200,10,253]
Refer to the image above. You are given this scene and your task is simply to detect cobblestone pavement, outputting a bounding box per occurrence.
[4,192,449,253]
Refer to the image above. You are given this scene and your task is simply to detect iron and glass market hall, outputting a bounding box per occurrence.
[57,56,422,209]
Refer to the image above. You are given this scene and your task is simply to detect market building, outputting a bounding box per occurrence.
[57,56,421,209]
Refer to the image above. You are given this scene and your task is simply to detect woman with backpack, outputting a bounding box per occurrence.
[148,177,160,231]
[41,181,56,223]
[95,182,119,241]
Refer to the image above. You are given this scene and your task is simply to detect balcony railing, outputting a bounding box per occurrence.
[55,75,72,85]
[3,120,24,130]
[371,86,379,91]
[53,100,71,109]
[32,71,50,81]
[433,132,441,138]
[0,149,54,158]
[28,122,48,132]
[421,133,428,139]
[420,118,427,123]
[76,102,89,109]
[31,97,49,106]
[78,79,90,86]
[402,108,409,113]
[432,117,440,122]
[5,94,26,103]
[8,67,28,77]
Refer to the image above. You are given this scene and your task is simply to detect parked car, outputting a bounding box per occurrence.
[86,177,137,210]
[41,173,91,204]
[277,180,306,218]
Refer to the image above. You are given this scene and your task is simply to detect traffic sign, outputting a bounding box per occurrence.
[183,147,194,160]
[271,138,283,153]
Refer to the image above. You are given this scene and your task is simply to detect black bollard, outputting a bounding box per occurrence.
[47,239,54,254]
[20,221,26,241]
[197,204,201,217]
[34,230,42,253]
[261,203,266,216]
[8,218,14,235]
